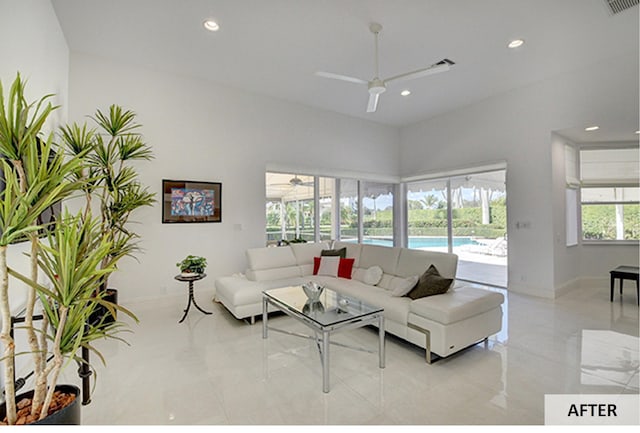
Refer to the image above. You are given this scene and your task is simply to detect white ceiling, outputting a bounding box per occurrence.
[51,0,639,140]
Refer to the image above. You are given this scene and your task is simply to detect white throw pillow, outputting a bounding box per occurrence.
[316,256,340,277]
[390,275,419,297]
[353,266,384,285]
[363,266,383,285]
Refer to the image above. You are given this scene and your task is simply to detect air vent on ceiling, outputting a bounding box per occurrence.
[603,0,639,14]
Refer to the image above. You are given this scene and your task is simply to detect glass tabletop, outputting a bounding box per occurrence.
[263,285,383,327]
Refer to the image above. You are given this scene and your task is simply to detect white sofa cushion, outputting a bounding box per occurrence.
[332,241,362,267]
[409,286,504,325]
[216,275,307,306]
[396,248,458,279]
[247,246,296,271]
[322,278,412,325]
[290,242,329,265]
[358,244,401,275]
[247,266,302,282]
[352,265,383,285]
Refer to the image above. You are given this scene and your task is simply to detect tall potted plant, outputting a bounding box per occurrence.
[0,73,84,424]
[5,210,136,424]
[60,105,155,323]
[0,74,137,424]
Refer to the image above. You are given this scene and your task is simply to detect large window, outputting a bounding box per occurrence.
[581,187,639,241]
[265,173,315,242]
[579,148,639,242]
[338,179,358,241]
[318,177,336,241]
[406,179,448,251]
[362,182,394,246]
[266,173,398,245]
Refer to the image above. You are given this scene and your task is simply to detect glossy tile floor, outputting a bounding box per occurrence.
[60,282,639,425]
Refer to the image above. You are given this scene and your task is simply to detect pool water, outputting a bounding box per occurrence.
[355,237,479,248]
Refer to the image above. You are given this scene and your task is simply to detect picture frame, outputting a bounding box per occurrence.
[162,179,222,223]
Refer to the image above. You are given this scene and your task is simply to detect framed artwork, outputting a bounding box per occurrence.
[162,179,222,223]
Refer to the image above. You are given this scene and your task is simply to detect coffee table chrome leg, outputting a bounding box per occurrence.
[262,297,268,339]
[378,315,385,369]
[322,330,330,393]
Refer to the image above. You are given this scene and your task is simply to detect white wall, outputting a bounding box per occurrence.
[0,0,69,312]
[400,52,639,298]
[0,0,69,385]
[67,52,400,303]
[0,0,68,127]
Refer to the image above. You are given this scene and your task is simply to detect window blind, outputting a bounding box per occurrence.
[565,144,579,187]
[580,148,640,186]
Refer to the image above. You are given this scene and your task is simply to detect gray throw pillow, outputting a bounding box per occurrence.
[406,264,453,300]
[321,247,347,259]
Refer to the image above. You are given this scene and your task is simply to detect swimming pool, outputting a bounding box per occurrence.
[350,237,479,248]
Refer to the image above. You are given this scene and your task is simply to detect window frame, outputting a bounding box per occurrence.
[577,145,640,244]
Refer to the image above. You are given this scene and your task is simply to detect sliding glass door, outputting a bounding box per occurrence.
[406,170,507,287]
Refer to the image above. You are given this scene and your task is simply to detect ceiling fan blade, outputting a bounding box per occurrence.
[315,71,368,85]
[366,92,380,113]
[384,59,453,84]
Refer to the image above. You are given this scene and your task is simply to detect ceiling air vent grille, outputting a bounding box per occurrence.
[604,0,639,14]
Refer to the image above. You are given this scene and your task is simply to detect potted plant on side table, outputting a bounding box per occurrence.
[176,255,207,277]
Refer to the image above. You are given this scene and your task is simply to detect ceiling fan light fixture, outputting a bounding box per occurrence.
[289,176,303,186]
[368,79,386,95]
[203,19,220,32]
[507,39,524,49]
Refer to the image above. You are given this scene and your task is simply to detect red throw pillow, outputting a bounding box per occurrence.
[313,256,321,275]
[313,256,354,279]
[337,258,355,279]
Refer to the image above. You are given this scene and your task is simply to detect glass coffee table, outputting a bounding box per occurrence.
[262,285,385,393]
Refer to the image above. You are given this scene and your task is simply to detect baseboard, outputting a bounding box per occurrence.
[554,277,582,298]
[124,288,217,310]
[552,276,609,298]
[508,281,556,299]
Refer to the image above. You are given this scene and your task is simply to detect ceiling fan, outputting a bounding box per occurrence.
[315,23,455,113]
[269,175,313,188]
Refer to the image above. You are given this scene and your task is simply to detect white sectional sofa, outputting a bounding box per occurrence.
[215,241,504,362]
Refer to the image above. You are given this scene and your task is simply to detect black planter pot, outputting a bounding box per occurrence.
[0,384,81,425]
[89,288,118,326]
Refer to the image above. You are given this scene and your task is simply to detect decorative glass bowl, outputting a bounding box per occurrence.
[302,281,324,302]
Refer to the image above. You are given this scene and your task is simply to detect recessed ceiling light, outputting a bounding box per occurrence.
[400,90,411,96]
[203,20,220,32]
[507,39,524,49]
[584,126,599,131]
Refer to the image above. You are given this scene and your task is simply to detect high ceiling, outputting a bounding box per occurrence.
[51,0,639,140]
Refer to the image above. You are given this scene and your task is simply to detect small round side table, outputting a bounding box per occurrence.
[174,273,212,323]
